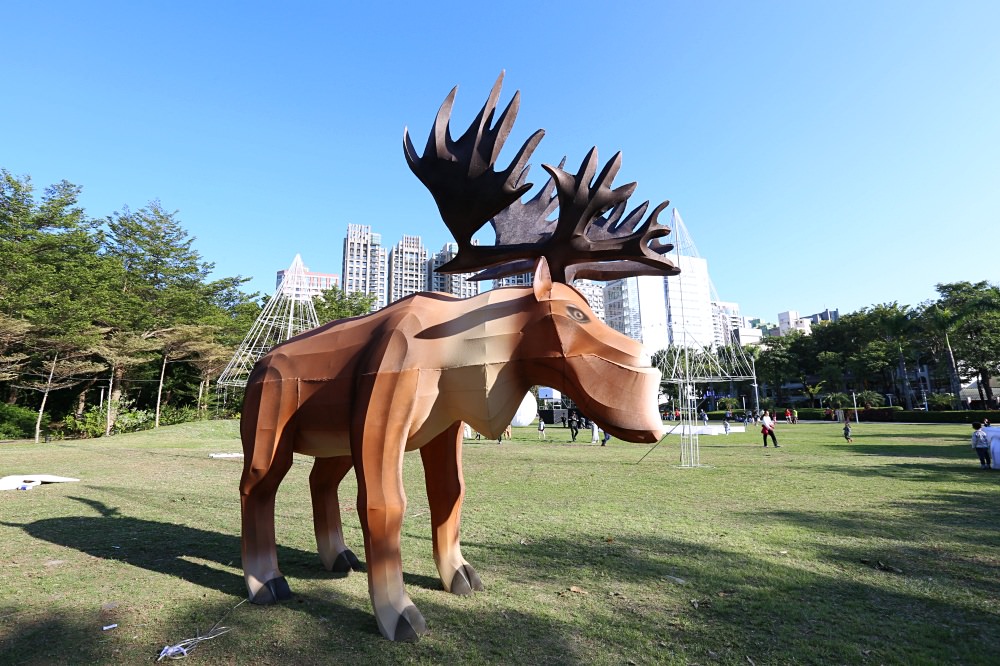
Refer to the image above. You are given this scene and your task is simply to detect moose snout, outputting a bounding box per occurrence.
[563,356,665,441]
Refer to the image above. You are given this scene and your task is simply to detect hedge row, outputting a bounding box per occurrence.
[705,408,1000,424]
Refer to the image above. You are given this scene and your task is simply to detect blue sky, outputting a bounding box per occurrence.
[4,1,998,320]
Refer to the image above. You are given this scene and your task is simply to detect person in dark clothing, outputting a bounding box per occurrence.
[568,413,579,441]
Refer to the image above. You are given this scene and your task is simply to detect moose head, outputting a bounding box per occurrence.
[239,73,679,642]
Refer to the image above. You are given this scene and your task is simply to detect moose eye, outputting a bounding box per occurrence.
[566,305,590,323]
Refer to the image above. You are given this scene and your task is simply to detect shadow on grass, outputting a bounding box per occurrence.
[828,441,970,460]
[460,529,1000,665]
[3,496,327,597]
[0,497,593,663]
[853,431,966,441]
[818,460,995,484]
[0,595,588,666]
[7,495,1000,664]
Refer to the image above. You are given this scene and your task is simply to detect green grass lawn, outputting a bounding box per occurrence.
[1,420,998,665]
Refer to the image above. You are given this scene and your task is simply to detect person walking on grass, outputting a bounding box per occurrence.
[761,410,779,447]
[843,421,853,442]
[537,417,546,440]
[568,413,579,442]
[972,422,991,469]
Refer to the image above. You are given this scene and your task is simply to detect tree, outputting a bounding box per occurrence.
[934,282,1000,403]
[151,325,218,427]
[313,286,377,324]
[1,172,121,438]
[187,341,232,415]
[913,303,961,406]
[801,381,825,407]
[92,331,160,434]
[756,334,800,404]
[717,396,740,410]
[855,390,885,408]
[860,303,916,408]
[102,201,249,429]
[0,314,31,382]
[826,392,851,409]
[16,329,106,442]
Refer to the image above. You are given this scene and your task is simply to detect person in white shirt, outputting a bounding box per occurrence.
[761,411,779,448]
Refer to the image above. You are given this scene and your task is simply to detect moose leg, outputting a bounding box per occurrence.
[420,422,483,595]
[310,455,363,575]
[240,379,296,604]
[353,363,426,642]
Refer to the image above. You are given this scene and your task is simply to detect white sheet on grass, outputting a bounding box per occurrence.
[0,474,79,491]
[984,426,1000,470]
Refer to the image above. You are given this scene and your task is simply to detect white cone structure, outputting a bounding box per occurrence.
[656,209,758,467]
[218,254,321,388]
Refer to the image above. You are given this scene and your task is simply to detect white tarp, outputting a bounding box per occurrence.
[0,474,79,491]
[983,426,1000,469]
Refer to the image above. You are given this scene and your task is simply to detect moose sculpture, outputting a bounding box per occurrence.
[239,73,680,641]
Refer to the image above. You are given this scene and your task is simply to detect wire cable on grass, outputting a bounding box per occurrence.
[635,421,682,464]
[156,598,246,661]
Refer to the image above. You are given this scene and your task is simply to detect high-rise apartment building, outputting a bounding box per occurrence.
[604,275,669,350]
[493,273,533,288]
[388,235,429,304]
[665,255,715,349]
[342,223,388,311]
[778,310,813,336]
[427,242,480,299]
[604,255,716,352]
[573,279,606,322]
[711,301,742,347]
[275,262,339,299]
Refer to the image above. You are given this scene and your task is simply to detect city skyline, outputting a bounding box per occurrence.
[272,231,836,328]
[280,223,843,351]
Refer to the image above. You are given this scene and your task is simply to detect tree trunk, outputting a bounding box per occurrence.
[898,347,913,410]
[155,353,168,428]
[106,366,123,436]
[943,331,962,406]
[35,353,58,443]
[74,379,97,418]
[196,379,205,414]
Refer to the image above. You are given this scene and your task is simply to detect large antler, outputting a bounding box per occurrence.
[438,149,679,283]
[403,72,543,247]
[407,75,680,284]
[542,149,678,282]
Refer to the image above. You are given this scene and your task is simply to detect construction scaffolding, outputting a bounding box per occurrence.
[657,209,758,467]
[217,254,320,391]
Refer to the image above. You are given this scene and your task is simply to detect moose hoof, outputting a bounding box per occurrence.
[249,576,292,605]
[331,549,364,576]
[392,605,428,642]
[448,563,484,595]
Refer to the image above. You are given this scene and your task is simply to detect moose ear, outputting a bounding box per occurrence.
[533,257,553,301]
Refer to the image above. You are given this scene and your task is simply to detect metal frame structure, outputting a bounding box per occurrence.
[656,209,758,467]
[217,254,320,391]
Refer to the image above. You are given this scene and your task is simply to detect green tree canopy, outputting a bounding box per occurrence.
[313,286,377,324]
